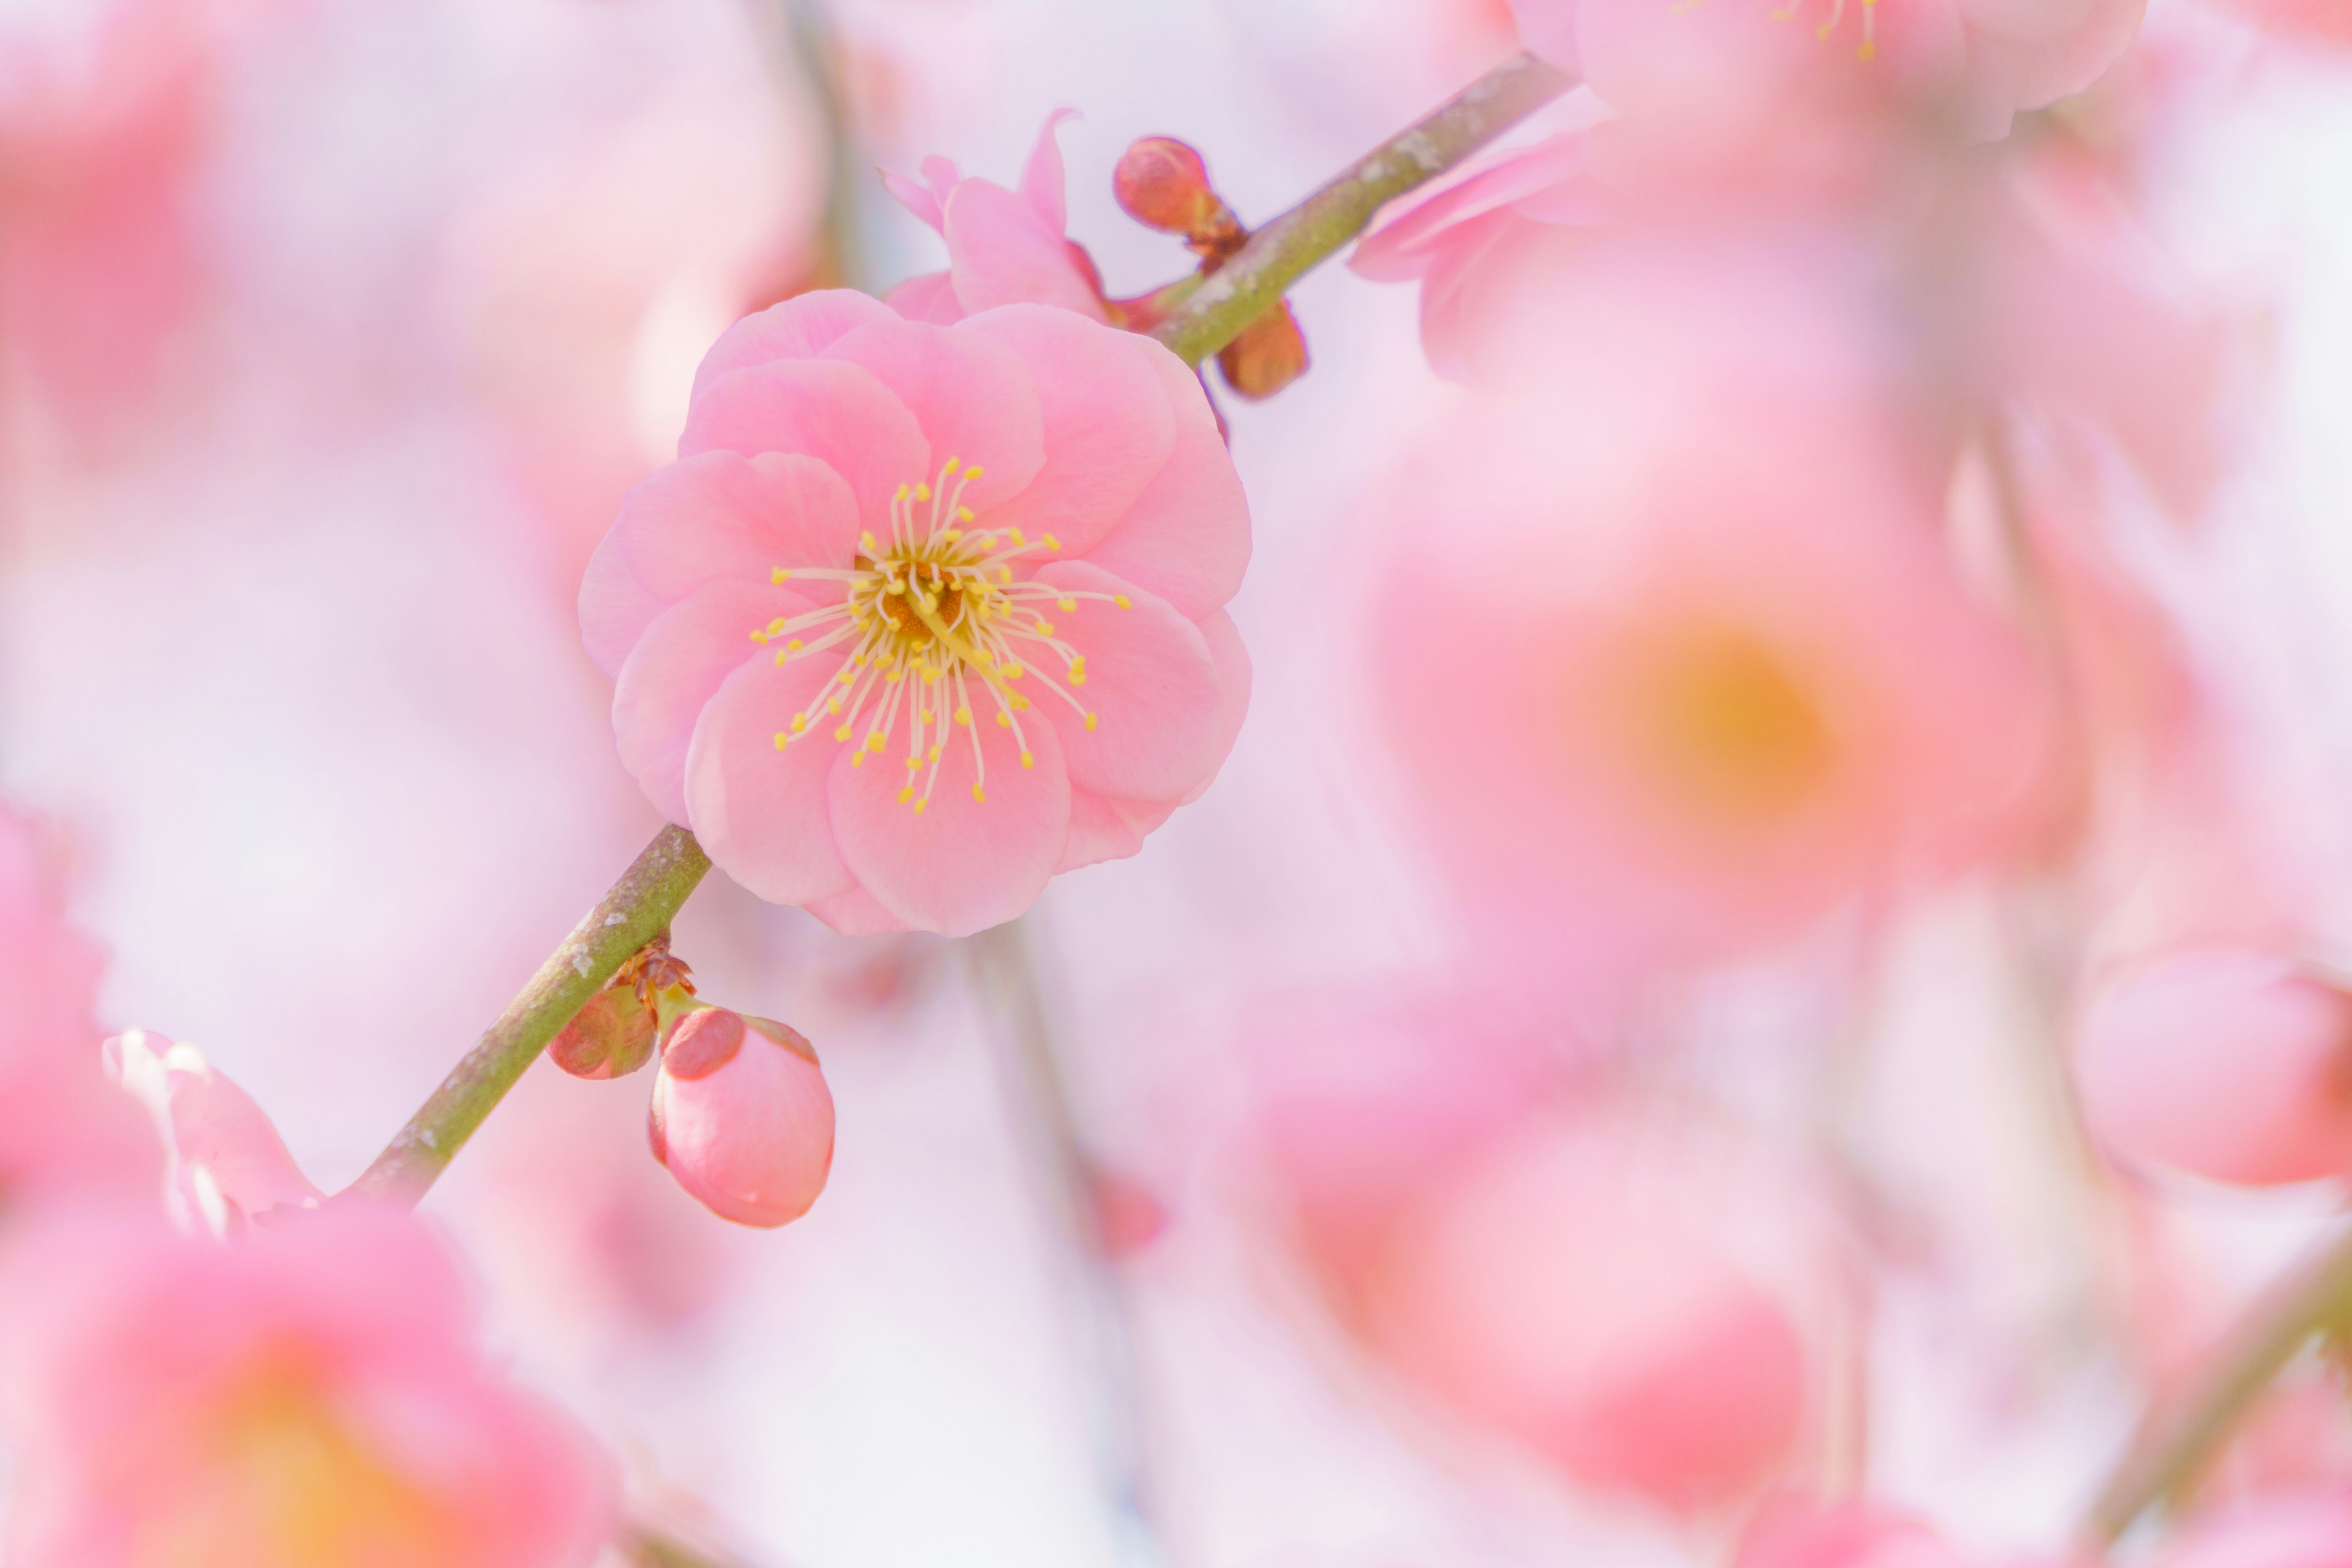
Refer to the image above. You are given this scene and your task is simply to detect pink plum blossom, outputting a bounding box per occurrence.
[0,1204,616,1568]
[881,111,1111,326]
[2154,1494,2352,1568]
[1732,1494,2054,1568]
[0,806,155,1200]
[105,1030,322,1234]
[1360,1102,1823,1510]
[1368,325,2052,963]
[581,288,1251,935]
[1507,0,2148,140]
[2072,949,2352,1186]
[649,1007,836,1229]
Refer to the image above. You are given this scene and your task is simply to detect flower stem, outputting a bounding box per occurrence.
[343,825,712,1206]
[2086,1220,2352,1540]
[1147,50,1574,368]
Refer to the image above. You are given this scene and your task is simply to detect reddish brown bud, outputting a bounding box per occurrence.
[549,984,658,1080]
[1216,301,1310,401]
[1115,137,1218,235]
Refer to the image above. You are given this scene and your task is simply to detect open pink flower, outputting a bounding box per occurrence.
[581,288,1250,935]
[1508,0,2147,140]
[0,1204,616,1568]
[2072,950,2352,1186]
[881,111,1110,326]
[105,1030,322,1234]
[1369,331,2052,963]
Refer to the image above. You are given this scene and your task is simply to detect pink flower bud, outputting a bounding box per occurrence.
[548,984,658,1080]
[649,1008,835,1229]
[1113,137,1223,238]
[2073,949,2352,1186]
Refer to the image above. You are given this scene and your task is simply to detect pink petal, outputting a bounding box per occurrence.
[880,166,947,233]
[942,178,1110,321]
[886,270,965,325]
[1056,788,1147,873]
[1353,134,1603,282]
[1506,0,1582,68]
[1020,108,1080,233]
[680,358,929,525]
[684,654,861,908]
[615,581,815,825]
[804,885,918,935]
[613,451,860,607]
[1079,345,1251,619]
[579,528,669,682]
[1029,561,1226,803]
[822,318,1046,513]
[826,704,1071,937]
[105,1031,321,1233]
[960,304,1176,554]
[921,155,962,203]
[688,289,901,408]
[1177,606,1252,807]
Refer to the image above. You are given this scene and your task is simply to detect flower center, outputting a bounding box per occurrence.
[755,457,1129,813]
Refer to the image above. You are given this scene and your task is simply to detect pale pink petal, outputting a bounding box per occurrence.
[822,318,1046,512]
[684,654,860,908]
[1030,561,1227,803]
[880,166,946,233]
[616,582,814,825]
[827,706,1071,936]
[688,288,901,407]
[921,155,962,203]
[105,1031,320,1235]
[1057,788,1148,873]
[960,304,1176,552]
[1506,0,1582,69]
[1353,134,1604,282]
[942,178,1110,321]
[579,529,668,682]
[804,886,918,935]
[680,358,929,524]
[613,451,860,607]
[886,270,965,325]
[1079,344,1251,619]
[1019,108,1080,232]
[1177,606,1252,807]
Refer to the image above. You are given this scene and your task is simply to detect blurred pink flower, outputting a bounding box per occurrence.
[649,1007,835,1229]
[1362,1102,1822,1511]
[582,289,1251,935]
[2208,0,2352,46]
[882,111,1110,325]
[1732,1493,2032,1568]
[2155,1495,2352,1568]
[0,807,155,1200]
[0,1204,616,1568]
[2072,949,2352,1186]
[105,1030,322,1234]
[1370,335,2052,963]
[1507,0,2147,140]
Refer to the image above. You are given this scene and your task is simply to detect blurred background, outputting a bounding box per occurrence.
[10,0,2352,1563]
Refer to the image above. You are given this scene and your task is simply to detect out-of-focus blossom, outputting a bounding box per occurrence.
[0,807,154,1200]
[882,111,1110,325]
[2209,0,2352,47]
[0,0,250,450]
[1368,311,2052,962]
[649,1007,835,1229]
[1506,0,2147,140]
[0,1204,616,1567]
[1246,993,1822,1512]
[1732,1493,2036,1568]
[1360,1103,1821,1511]
[2072,949,2352,1186]
[1357,138,2230,518]
[2154,1494,2352,1568]
[582,290,1251,935]
[105,1029,320,1234]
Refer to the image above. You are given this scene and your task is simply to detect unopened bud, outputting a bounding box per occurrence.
[650,1007,835,1229]
[1217,300,1310,401]
[549,984,658,1080]
[1115,137,1232,246]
